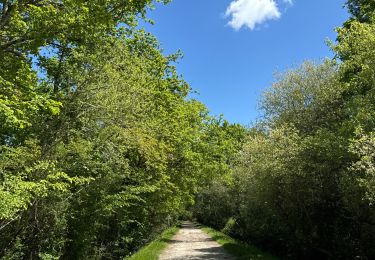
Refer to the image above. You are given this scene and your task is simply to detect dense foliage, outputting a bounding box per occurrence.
[194,1,375,259]
[3,0,375,259]
[0,1,243,259]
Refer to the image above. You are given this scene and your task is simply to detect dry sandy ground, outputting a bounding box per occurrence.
[159,221,234,260]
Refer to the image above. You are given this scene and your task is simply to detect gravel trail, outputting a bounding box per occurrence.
[159,221,234,260]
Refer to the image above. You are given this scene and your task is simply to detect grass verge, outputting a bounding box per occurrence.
[201,225,278,260]
[127,226,179,260]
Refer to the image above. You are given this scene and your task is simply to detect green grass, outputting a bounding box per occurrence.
[126,226,179,260]
[201,225,278,260]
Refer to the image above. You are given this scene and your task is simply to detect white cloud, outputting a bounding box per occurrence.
[225,0,293,31]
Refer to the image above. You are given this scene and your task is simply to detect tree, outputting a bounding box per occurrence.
[0,0,170,143]
[346,0,375,22]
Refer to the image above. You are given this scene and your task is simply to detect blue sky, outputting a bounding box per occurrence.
[141,0,349,126]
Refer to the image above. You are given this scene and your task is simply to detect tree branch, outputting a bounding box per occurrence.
[0,1,14,30]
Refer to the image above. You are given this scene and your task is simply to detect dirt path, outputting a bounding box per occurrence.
[159,221,234,260]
